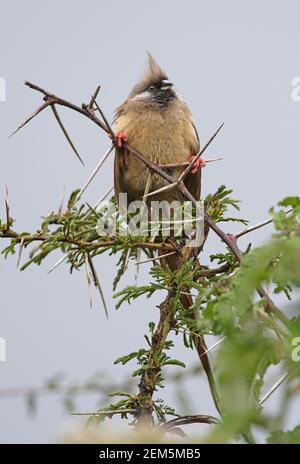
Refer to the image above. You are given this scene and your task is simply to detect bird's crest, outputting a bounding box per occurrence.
[129,53,168,98]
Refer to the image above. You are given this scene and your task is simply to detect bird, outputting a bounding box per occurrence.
[113,54,220,413]
[113,53,205,208]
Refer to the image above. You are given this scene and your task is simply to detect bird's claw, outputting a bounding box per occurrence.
[188,155,206,174]
[116,131,127,148]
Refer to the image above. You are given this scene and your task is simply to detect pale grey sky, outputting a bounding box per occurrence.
[1,0,300,443]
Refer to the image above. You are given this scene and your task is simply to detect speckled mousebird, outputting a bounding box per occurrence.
[113,53,206,206]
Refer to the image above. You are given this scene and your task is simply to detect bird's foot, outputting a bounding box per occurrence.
[116,131,129,168]
[188,155,206,174]
[116,131,127,148]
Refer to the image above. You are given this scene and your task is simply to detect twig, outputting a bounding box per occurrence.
[198,263,231,277]
[178,123,225,181]
[158,157,223,169]
[16,238,25,268]
[71,408,136,416]
[135,251,177,266]
[51,104,84,165]
[48,253,70,274]
[158,414,219,431]
[260,372,289,405]
[90,185,114,213]
[93,100,115,141]
[135,248,141,285]
[1,229,175,253]
[9,99,53,138]
[199,336,227,358]
[57,187,66,216]
[84,253,93,308]
[134,172,153,276]
[86,253,108,318]
[123,248,131,272]
[88,85,101,110]
[5,198,10,231]
[45,182,152,275]
[173,327,226,350]
[235,209,293,239]
[75,145,114,204]
[143,181,177,199]
[144,170,152,198]
[24,81,109,133]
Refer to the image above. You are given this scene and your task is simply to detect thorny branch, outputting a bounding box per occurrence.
[136,296,175,424]
[3,80,291,429]
[0,230,175,253]
[14,81,286,322]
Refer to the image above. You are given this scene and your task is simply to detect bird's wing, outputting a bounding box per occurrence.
[113,100,128,125]
[114,146,128,206]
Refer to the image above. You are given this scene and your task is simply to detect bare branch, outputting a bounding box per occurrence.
[90,185,114,213]
[136,251,177,266]
[76,145,114,203]
[178,123,225,181]
[260,372,289,405]
[57,187,66,216]
[86,253,108,318]
[16,238,25,268]
[71,408,136,416]
[88,85,101,110]
[143,181,178,199]
[51,104,84,165]
[158,157,223,169]
[158,414,219,431]
[84,253,93,308]
[93,100,115,141]
[135,248,141,285]
[199,336,227,358]
[47,253,69,274]
[235,209,293,239]
[9,99,53,138]
[24,81,109,133]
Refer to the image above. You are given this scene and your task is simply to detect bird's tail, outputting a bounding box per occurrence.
[160,251,221,415]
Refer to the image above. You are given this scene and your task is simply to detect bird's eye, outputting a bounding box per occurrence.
[149,85,155,91]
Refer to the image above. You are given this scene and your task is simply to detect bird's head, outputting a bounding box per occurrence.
[129,53,176,106]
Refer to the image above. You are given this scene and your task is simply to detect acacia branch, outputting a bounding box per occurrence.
[7,80,289,426]
[23,81,110,134]
[0,229,175,253]
[50,104,85,165]
[136,295,175,424]
[13,81,240,259]
[158,414,219,431]
[235,209,293,239]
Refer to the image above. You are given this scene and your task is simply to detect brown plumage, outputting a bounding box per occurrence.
[114,53,201,205]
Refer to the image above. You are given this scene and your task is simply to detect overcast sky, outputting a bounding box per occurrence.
[1,0,300,443]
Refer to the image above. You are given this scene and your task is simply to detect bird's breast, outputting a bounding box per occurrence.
[115,104,198,199]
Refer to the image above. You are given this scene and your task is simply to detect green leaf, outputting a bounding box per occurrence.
[67,189,81,209]
[278,196,300,208]
[114,350,146,365]
[267,425,300,444]
[162,359,186,368]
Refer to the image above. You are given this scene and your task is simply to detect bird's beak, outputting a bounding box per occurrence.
[161,79,174,91]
